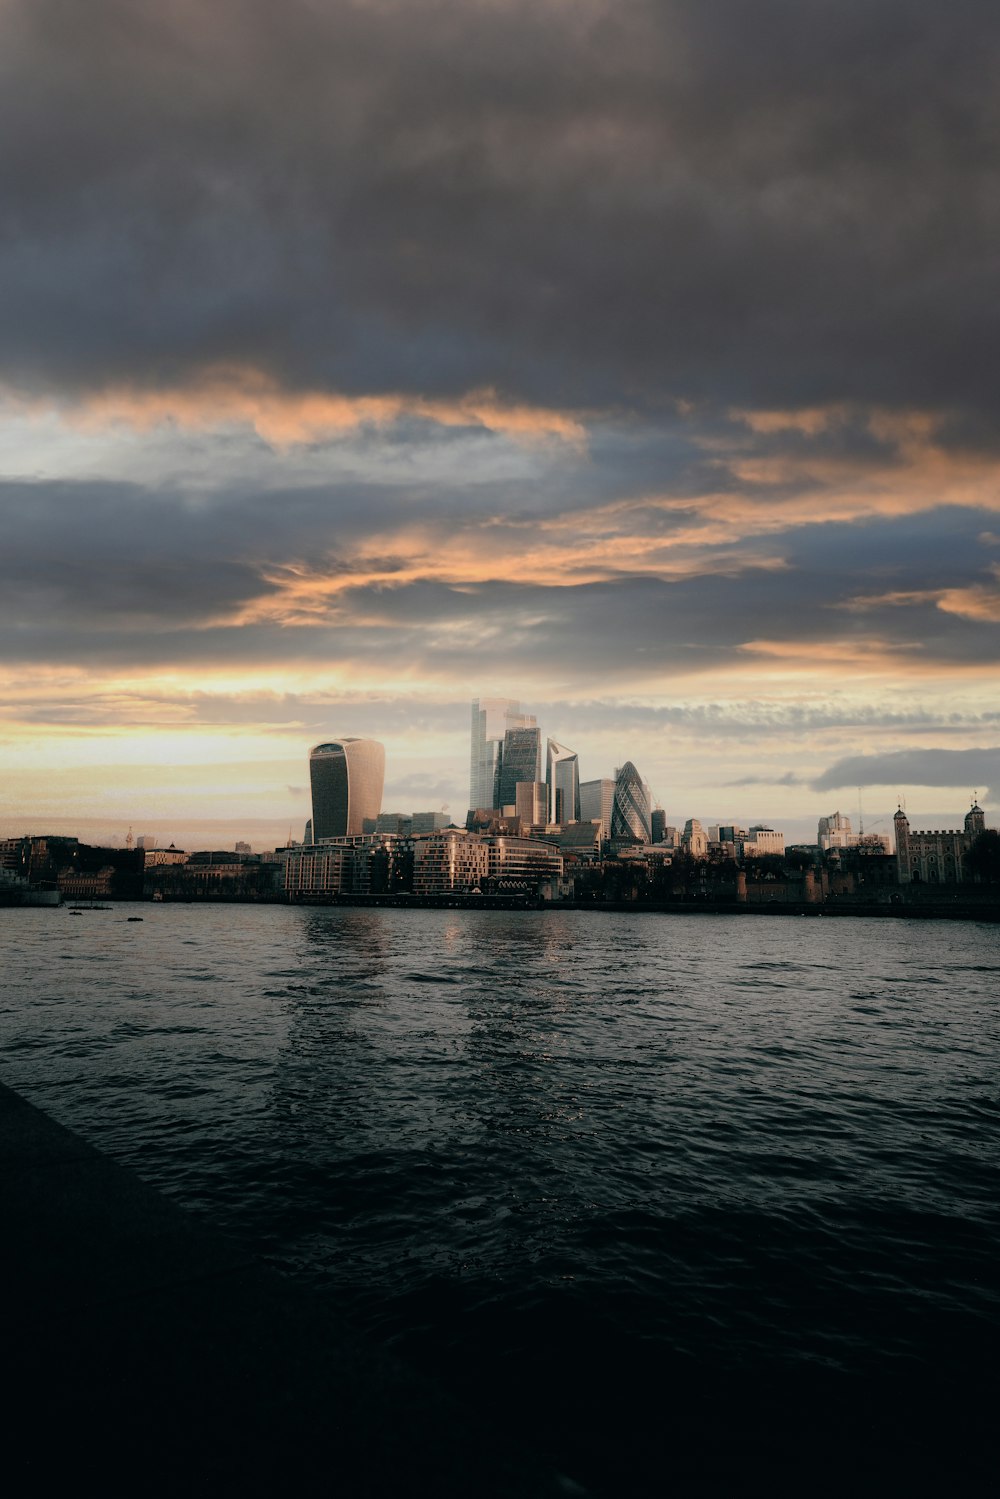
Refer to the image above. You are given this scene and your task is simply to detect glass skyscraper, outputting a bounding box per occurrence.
[546,739,580,824]
[309,739,385,840]
[469,698,536,811]
[611,761,651,843]
[494,725,543,810]
[580,777,615,841]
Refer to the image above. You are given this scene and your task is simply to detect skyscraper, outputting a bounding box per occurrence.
[494,725,543,810]
[611,762,651,843]
[309,739,385,840]
[546,739,580,824]
[580,778,615,841]
[515,781,547,825]
[469,698,536,811]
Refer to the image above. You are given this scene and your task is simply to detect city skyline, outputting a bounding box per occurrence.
[3,2,1000,845]
[1,689,994,853]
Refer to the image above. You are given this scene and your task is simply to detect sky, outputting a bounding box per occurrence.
[3,0,999,849]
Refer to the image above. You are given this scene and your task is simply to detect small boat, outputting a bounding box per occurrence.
[127,916,144,922]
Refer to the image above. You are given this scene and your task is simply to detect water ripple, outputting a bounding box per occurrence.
[3,903,999,1493]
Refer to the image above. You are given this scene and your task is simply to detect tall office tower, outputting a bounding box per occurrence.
[309,739,385,840]
[546,739,580,824]
[580,778,615,841]
[650,808,667,844]
[515,781,548,825]
[494,725,543,810]
[469,698,536,811]
[611,762,652,843]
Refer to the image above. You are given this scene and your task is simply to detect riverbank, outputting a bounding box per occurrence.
[5,889,999,919]
[0,1079,576,1497]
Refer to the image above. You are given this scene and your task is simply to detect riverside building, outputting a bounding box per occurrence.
[413,829,562,897]
[285,834,402,898]
[893,802,985,884]
[413,831,490,894]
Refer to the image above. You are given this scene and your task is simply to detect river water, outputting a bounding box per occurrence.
[3,904,998,1492]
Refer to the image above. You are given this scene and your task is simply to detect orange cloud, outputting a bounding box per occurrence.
[834,589,944,613]
[740,637,925,661]
[834,565,1000,624]
[731,405,850,436]
[222,524,790,630]
[937,575,1000,623]
[4,366,587,447]
[732,637,1000,686]
[717,403,1000,524]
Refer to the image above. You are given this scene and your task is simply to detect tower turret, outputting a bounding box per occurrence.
[965,799,986,840]
[893,806,911,882]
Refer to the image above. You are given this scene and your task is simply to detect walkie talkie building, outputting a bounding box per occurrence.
[309,739,385,840]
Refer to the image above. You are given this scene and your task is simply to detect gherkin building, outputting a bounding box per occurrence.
[611,761,651,843]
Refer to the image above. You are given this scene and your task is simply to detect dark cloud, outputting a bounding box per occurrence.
[814,747,1000,793]
[724,772,805,787]
[4,472,1000,682]
[1,0,998,417]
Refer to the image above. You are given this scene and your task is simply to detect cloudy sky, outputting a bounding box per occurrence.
[3,0,999,847]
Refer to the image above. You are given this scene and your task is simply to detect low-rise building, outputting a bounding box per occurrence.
[147,850,282,899]
[411,830,563,897]
[285,845,347,897]
[819,813,891,854]
[58,865,118,900]
[894,803,985,884]
[413,830,490,895]
[285,834,396,897]
[744,826,785,858]
[488,835,562,896]
[410,811,451,835]
[142,846,188,867]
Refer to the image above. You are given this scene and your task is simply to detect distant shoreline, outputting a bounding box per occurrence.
[6,892,999,922]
